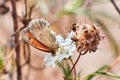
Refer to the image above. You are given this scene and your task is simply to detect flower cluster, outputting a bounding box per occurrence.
[71,23,102,54]
[44,31,75,66]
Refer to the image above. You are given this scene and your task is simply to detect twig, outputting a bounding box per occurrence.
[24,0,27,18]
[10,0,21,80]
[65,53,82,80]
[22,1,31,79]
[28,5,34,21]
[110,0,120,16]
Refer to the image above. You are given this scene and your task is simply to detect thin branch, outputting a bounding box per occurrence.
[65,53,82,80]
[24,0,27,18]
[110,0,120,16]
[10,0,18,31]
[10,0,21,80]
[28,5,35,21]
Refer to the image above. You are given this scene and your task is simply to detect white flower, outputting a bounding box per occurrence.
[44,54,56,67]
[44,31,75,67]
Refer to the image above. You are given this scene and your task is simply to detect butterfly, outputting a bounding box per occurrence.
[20,19,59,55]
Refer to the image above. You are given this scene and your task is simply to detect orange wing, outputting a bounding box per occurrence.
[20,28,51,52]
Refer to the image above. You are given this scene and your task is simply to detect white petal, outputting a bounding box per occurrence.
[56,35,64,42]
[66,31,74,40]
[56,54,66,61]
[44,54,56,67]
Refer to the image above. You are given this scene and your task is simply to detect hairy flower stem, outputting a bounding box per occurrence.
[69,57,76,80]
[65,53,82,80]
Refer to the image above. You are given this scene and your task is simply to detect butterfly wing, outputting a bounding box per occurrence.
[20,27,51,52]
[28,19,56,48]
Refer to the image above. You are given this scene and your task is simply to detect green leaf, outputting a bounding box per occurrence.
[83,65,120,80]
[95,65,109,72]
[83,65,109,80]
[96,71,120,79]
[83,73,97,80]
